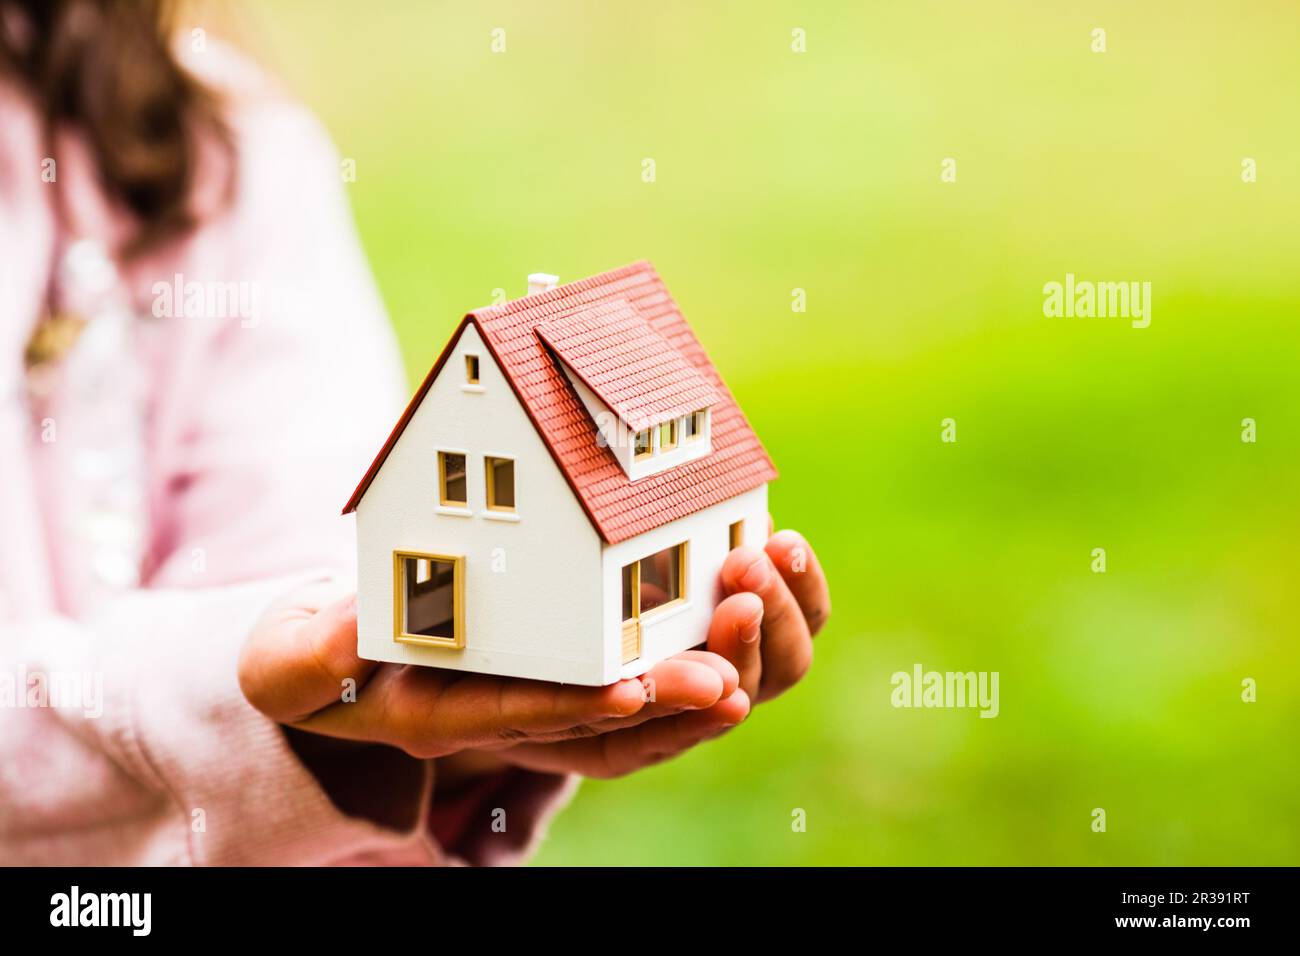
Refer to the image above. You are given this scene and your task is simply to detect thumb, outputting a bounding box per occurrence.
[238,581,380,723]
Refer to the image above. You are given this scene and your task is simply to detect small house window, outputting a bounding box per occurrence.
[438,451,467,507]
[465,355,480,384]
[659,419,678,452]
[485,456,515,511]
[729,520,744,550]
[394,551,463,647]
[621,563,636,620]
[683,409,706,441]
[637,542,686,615]
[633,429,653,460]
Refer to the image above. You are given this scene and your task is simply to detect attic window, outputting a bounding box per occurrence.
[683,410,706,441]
[633,429,653,460]
[465,355,480,384]
[658,419,677,452]
[438,452,467,507]
[485,456,515,512]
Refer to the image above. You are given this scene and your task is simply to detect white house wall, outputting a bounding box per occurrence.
[355,322,606,684]
[601,483,769,683]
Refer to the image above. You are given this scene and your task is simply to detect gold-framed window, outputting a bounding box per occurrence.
[485,456,516,511]
[393,550,464,648]
[438,451,467,507]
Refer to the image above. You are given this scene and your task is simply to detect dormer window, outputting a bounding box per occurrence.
[535,303,721,480]
[658,419,678,452]
[683,410,706,441]
[633,429,653,460]
[465,354,480,384]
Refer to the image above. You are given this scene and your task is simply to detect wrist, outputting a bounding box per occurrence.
[283,726,428,830]
[435,749,514,794]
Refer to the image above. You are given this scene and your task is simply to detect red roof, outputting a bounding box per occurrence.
[536,301,719,432]
[342,260,776,543]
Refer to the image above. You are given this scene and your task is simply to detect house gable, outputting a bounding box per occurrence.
[352,321,605,682]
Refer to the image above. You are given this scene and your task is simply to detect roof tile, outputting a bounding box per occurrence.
[535,302,719,432]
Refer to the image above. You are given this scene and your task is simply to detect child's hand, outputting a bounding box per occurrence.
[709,528,830,704]
[238,583,740,759]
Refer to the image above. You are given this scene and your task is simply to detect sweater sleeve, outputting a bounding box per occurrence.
[5,577,435,865]
[4,576,579,866]
[0,86,575,865]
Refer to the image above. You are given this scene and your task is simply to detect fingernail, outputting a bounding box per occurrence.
[740,615,761,644]
[613,680,646,713]
[740,555,771,592]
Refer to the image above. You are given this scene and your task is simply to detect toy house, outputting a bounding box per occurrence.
[342,261,777,685]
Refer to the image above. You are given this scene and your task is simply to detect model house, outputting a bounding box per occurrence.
[342,261,777,685]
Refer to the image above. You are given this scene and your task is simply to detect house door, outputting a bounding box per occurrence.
[620,561,642,663]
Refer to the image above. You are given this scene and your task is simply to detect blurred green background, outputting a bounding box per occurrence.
[232,1,1299,864]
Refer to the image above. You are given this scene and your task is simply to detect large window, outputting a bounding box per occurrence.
[394,551,464,647]
[622,542,687,620]
[485,456,515,511]
[438,451,467,507]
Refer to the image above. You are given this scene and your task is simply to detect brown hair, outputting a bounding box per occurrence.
[0,0,232,256]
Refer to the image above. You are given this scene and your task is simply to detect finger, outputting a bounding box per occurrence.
[705,592,764,701]
[588,652,736,731]
[504,689,752,778]
[764,530,831,637]
[686,686,753,738]
[238,588,380,724]
[594,688,753,777]
[295,666,649,757]
[670,650,740,699]
[720,547,813,703]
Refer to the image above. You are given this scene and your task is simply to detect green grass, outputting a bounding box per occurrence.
[249,0,1300,864]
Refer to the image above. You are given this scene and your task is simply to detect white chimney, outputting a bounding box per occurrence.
[527,272,559,295]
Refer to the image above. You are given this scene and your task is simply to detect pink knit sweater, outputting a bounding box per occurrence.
[0,45,572,865]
